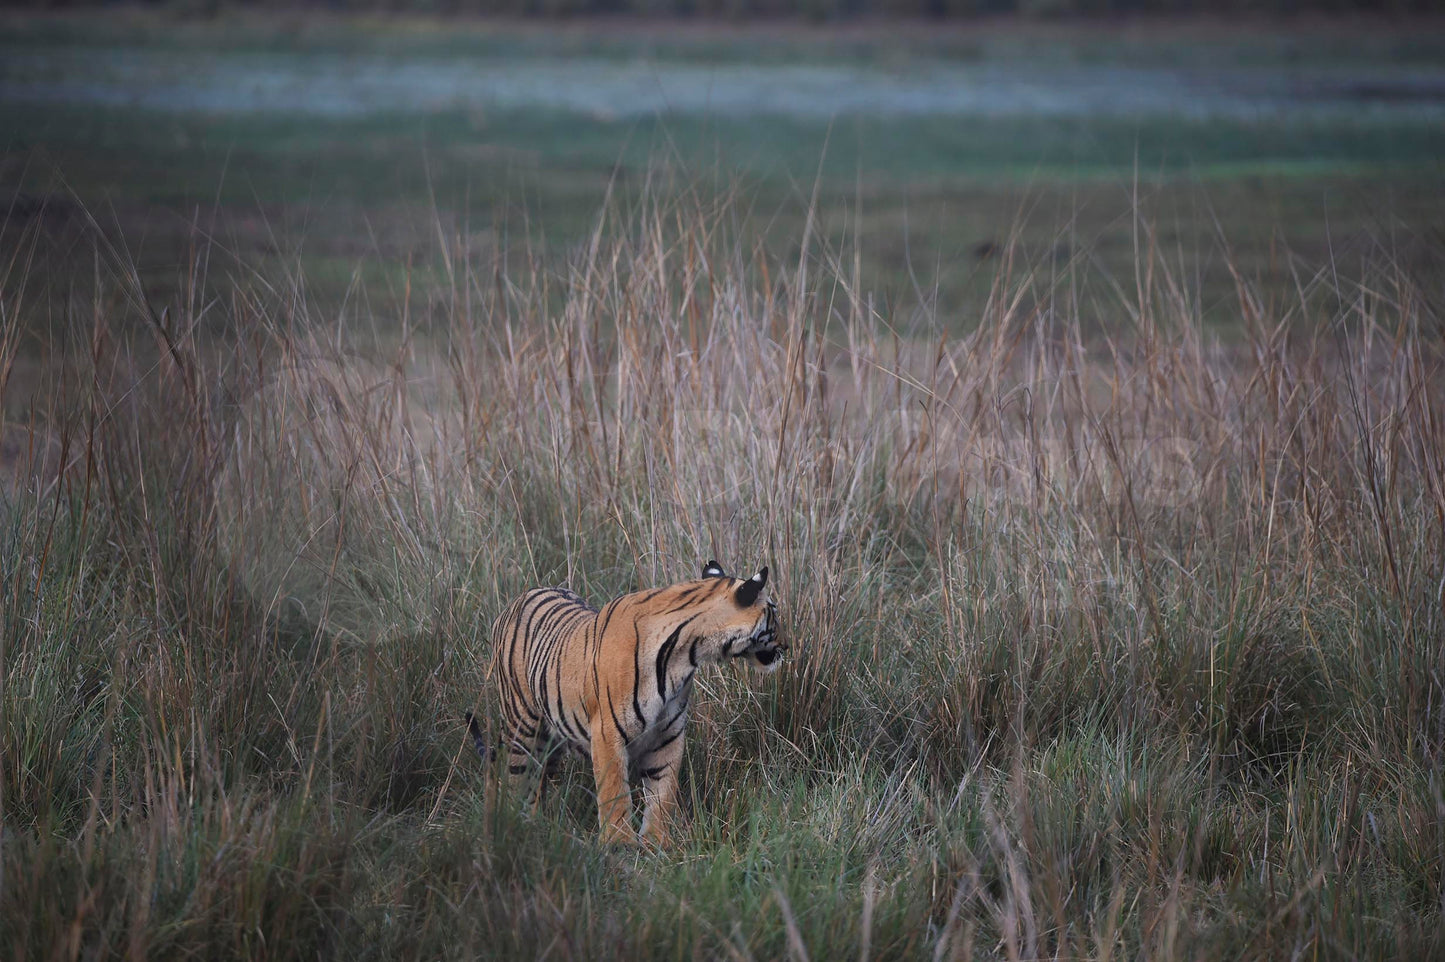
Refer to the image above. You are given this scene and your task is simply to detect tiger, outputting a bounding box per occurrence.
[469,561,783,847]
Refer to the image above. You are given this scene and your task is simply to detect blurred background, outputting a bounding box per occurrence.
[3,3,1443,336]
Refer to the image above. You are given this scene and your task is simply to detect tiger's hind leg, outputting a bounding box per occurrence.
[502,712,557,806]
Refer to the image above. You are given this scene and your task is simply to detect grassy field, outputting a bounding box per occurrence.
[5,11,1445,329]
[3,11,1445,961]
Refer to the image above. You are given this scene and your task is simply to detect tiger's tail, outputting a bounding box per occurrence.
[465,711,490,763]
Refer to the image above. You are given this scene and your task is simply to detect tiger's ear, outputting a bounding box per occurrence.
[734,566,768,606]
[702,560,728,579]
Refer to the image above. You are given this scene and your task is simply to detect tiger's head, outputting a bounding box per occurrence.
[698,560,785,673]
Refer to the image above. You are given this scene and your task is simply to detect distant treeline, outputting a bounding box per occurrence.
[11,0,1441,15]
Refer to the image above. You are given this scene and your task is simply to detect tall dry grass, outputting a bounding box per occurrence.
[1,183,1442,959]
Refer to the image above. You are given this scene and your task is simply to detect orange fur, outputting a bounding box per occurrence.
[490,562,782,845]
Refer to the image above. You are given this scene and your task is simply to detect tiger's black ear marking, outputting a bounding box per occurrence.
[734,565,768,606]
[702,560,728,579]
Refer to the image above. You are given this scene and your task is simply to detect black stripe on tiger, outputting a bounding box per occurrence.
[655,615,698,700]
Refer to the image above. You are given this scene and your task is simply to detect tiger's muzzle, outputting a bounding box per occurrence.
[738,601,786,671]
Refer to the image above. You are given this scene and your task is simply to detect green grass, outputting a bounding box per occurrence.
[5,12,1445,329]
[9,97,1444,339]
[3,176,1444,957]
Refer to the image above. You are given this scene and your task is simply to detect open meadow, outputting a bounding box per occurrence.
[3,11,1445,960]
